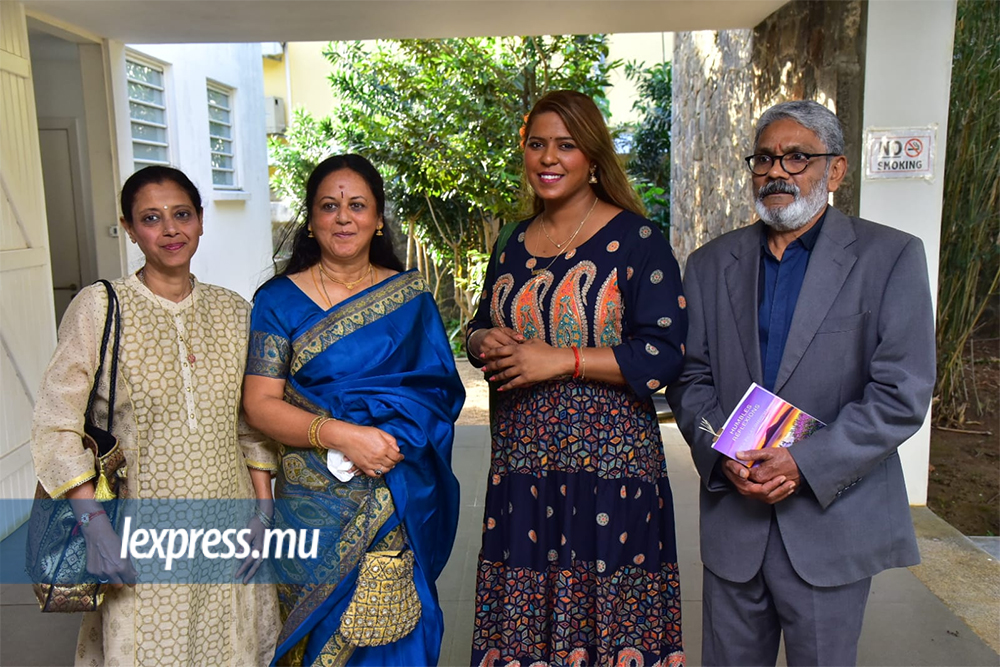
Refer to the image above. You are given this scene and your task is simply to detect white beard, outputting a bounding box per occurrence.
[755,177,830,232]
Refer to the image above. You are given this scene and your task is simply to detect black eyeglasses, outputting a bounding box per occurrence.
[744,152,840,176]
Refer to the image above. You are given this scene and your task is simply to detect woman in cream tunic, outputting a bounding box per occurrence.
[30,166,280,666]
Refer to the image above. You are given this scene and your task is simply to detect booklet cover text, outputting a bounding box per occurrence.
[712,383,825,466]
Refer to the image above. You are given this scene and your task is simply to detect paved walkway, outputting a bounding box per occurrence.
[2,425,997,666]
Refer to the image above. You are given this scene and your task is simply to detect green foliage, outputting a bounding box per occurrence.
[633,181,670,233]
[623,60,672,234]
[935,0,1000,424]
[270,36,618,328]
[267,109,337,204]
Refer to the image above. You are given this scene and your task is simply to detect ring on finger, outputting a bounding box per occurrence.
[374,469,383,476]
[98,577,110,584]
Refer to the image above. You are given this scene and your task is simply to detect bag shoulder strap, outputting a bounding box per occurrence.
[84,280,121,433]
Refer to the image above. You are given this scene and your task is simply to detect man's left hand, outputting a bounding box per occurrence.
[739,447,801,491]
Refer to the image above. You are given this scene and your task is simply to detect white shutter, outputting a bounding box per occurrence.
[0,1,57,538]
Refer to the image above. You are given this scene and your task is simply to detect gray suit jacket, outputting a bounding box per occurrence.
[665,206,934,587]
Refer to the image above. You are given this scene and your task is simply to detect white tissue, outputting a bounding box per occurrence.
[327,449,355,482]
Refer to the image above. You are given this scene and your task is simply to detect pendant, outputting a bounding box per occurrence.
[187,353,196,365]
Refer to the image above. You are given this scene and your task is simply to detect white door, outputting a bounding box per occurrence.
[0,2,58,538]
[39,123,86,324]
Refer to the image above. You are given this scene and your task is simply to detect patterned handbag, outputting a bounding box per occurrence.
[338,479,421,646]
[26,280,127,612]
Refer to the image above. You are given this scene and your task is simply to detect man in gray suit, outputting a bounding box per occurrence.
[665,100,935,666]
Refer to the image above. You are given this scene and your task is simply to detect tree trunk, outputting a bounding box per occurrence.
[406,217,416,270]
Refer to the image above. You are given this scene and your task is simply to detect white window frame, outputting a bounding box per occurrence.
[125,53,172,172]
[207,81,238,190]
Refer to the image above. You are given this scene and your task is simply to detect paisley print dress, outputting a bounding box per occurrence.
[468,211,688,667]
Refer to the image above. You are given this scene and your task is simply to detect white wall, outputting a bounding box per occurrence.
[606,32,674,126]
[120,43,273,299]
[860,0,957,504]
[29,31,125,286]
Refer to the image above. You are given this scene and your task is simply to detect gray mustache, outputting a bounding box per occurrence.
[757,181,800,199]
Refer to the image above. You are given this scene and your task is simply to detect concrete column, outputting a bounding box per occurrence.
[859,0,957,504]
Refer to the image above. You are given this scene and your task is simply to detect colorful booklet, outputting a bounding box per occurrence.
[711,383,825,466]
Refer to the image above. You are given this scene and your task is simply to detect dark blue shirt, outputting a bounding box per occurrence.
[758,210,826,391]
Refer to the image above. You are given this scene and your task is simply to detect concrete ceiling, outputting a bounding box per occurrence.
[24,0,788,44]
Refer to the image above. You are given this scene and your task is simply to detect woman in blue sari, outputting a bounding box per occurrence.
[243,154,464,666]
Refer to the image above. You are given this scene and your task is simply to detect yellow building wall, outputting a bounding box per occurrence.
[262,54,285,101]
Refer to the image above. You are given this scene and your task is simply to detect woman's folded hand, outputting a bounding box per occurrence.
[335,422,404,478]
[481,338,574,391]
[82,515,137,589]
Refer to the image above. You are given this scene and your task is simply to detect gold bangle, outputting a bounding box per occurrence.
[308,416,333,449]
[579,349,587,380]
[307,415,322,447]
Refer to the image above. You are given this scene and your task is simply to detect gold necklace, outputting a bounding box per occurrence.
[540,215,575,249]
[531,198,599,276]
[138,267,198,366]
[318,262,373,290]
[312,265,333,309]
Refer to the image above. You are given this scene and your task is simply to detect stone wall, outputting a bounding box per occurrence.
[671,30,755,265]
[671,0,868,265]
[753,0,867,220]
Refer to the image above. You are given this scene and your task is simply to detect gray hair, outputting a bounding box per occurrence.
[754,101,845,155]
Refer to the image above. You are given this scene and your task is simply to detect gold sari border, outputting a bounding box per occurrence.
[290,272,427,375]
[283,382,324,416]
[247,332,291,378]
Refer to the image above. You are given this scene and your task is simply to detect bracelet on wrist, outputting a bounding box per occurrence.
[467,328,487,353]
[579,348,587,380]
[571,346,581,379]
[73,509,107,536]
[308,415,334,449]
[253,506,274,529]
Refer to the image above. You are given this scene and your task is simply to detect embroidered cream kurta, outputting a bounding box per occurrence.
[31,274,280,666]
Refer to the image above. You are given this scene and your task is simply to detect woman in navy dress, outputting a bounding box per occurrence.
[467,90,688,667]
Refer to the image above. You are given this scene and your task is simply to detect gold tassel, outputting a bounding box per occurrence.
[94,471,115,501]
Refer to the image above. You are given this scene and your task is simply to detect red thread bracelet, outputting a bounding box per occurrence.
[72,509,107,536]
[571,346,581,378]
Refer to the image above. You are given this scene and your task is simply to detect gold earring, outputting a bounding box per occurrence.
[589,165,598,184]
[307,226,314,238]
[376,224,384,237]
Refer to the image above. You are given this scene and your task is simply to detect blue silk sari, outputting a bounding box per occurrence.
[247,270,464,666]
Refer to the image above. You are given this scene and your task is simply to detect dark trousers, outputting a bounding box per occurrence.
[702,515,872,666]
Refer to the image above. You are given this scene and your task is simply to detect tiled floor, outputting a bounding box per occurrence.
[2,425,997,666]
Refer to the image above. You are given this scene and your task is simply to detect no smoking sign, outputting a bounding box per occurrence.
[904,138,923,157]
[865,127,936,180]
